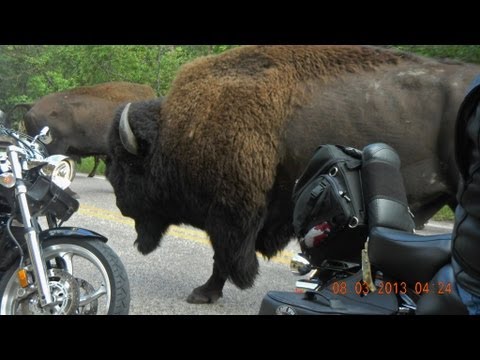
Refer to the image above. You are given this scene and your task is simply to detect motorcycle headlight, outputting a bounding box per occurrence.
[39,155,76,190]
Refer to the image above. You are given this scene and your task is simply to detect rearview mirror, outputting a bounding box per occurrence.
[38,126,52,144]
[0,110,6,125]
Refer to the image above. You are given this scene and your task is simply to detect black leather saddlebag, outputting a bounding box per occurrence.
[259,271,398,315]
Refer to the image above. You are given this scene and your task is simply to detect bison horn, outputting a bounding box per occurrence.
[12,103,34,112]
[119,103,139,155]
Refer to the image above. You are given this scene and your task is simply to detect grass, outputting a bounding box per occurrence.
[74,156,456,222]
[432,206,455,222]
[75,156,106,176]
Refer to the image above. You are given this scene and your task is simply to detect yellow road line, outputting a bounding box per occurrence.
[78,203,295,266]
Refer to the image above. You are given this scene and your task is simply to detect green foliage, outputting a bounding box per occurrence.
[3,44,478,116]
[0,45,238,128]
[394,45,480,63]
[76,157,106,176]
[432,206,455,222]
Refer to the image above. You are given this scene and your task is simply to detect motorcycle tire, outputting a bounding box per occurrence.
[0,237,130,315]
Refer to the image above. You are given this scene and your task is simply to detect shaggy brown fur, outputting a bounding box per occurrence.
[161,46,416,225]
[107,45,479,304]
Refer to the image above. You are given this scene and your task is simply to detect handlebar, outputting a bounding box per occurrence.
[0,125,49,160]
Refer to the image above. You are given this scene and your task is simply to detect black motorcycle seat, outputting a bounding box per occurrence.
[369,226,451,285]
[415,263,468,315]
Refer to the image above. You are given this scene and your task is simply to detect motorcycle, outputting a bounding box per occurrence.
[0,113,130,315]
[259,143,468,315]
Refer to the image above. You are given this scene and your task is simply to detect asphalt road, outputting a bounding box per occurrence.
[67,173,453,315]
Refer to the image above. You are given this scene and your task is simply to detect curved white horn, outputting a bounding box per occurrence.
[119,103,138,155]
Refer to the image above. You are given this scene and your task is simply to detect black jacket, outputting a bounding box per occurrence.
[453,75,480,297]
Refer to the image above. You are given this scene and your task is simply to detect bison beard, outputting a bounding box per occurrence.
[106,45,480,304]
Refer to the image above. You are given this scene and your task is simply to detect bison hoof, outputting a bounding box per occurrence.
[186,288,223,304]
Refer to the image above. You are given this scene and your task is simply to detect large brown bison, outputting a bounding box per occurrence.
[106,45,480,304]
[23,82,156,176]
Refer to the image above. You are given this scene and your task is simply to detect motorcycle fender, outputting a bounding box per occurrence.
[39,227,108,243]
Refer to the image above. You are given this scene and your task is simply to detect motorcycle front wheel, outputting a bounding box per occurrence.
[0,238,130,315]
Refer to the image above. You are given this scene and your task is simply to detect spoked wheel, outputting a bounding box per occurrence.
[0,238,130,315]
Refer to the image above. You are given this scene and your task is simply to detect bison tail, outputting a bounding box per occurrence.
[255,222,293,258]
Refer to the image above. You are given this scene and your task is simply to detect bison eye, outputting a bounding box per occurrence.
[50,111,58,117]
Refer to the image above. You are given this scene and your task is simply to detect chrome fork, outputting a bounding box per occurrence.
[7,145,53,306]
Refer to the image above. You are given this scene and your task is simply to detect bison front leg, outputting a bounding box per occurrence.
[134,218,168,255]
[186,244,259,304]
[186,259,227,304]
[186,207,262,304]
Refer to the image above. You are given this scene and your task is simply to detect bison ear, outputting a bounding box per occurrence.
[119,103,139,155]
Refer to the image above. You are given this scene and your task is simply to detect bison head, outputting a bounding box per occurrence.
[24,95,73,155]
[106,98,170,255]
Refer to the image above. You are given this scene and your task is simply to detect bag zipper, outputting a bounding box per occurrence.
[322,174,354,222]
[294,158,340,196]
